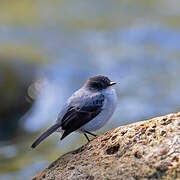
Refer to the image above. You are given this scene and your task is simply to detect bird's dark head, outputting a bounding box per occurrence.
[85,75,116,91]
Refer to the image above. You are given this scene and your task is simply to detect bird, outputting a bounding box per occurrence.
[31,75,117,148]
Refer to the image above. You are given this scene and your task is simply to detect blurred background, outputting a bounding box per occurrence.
[0,0,180,179]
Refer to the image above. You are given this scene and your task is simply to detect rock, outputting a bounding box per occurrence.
[32,112,180,180]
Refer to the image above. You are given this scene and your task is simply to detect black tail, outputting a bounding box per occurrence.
[31,123,60,148]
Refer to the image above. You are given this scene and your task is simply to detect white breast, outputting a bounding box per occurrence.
[80,87,117,132]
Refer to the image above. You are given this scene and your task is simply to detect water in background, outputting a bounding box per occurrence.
[0,1,180,180]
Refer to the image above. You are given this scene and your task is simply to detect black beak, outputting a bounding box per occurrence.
[109,81,116,86]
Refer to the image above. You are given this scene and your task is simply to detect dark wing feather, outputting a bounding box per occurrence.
[60,94,104,140]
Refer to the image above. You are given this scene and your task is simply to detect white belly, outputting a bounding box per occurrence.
[80,88,117,132]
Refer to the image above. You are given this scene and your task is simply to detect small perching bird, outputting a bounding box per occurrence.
[31,75,117,148]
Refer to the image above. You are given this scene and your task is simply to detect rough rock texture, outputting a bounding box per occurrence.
[32,112,180,180]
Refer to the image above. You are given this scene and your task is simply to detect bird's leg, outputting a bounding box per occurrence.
[83,133,90,142]
[84,130,97,137]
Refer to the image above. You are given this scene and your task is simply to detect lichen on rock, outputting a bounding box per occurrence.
[31,112,180,180]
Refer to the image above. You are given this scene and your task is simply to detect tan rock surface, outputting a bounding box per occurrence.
[32,112,180,180]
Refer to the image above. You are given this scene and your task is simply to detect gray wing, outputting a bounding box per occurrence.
[60,93,104,140]
[31,92,104,148]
